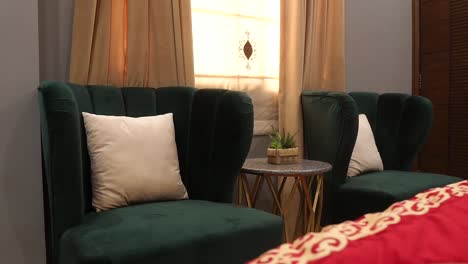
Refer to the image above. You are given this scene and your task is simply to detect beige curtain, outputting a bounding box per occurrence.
[69,0,194,87]
[280,0,345,238]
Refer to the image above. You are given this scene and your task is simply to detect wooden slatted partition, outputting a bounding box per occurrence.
[449,0,468,178]
[417,0,468,179]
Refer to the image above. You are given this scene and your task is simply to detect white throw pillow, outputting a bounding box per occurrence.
[347,114,384,177]
[82,112,188,212]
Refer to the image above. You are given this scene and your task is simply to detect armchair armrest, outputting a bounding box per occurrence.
[186,89,254,203]
[301,91,359,224]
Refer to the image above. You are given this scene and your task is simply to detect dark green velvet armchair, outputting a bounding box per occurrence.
[39,81,283,264]
[301,91,461,225]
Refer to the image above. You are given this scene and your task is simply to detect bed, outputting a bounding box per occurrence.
[249,180,468,264]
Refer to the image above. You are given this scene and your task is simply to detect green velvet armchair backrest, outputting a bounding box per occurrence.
[301,91,432,224]
[39,81,254,263]
[349,92,433,171]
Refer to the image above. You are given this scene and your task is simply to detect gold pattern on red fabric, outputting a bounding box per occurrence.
[250,181,468,264]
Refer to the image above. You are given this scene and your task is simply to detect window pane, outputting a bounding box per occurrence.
[191,0,280,135]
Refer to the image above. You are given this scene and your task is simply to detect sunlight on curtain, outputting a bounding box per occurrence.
[191,0,280,135]
[70,0,194,88]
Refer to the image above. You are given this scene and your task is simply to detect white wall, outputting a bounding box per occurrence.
[345,0,412,94]
[39,0,74,81]
[0,1,46,264]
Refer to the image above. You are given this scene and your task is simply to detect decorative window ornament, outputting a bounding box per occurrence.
[239,31,257,70]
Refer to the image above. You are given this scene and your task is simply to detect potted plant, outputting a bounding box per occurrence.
[267,128,299,165]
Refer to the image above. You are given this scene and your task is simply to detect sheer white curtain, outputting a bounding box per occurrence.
[191,0,280,135]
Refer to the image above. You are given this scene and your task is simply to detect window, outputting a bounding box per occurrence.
[191,0,280,135]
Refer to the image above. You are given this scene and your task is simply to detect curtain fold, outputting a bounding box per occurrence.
[280,0,345,239]
[70,0,194,87]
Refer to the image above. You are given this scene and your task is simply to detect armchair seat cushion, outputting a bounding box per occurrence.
[336,171,461,222]
[60,200,283,264]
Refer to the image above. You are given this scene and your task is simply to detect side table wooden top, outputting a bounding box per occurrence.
[241,158,332,176]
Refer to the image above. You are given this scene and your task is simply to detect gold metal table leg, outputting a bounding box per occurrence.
[237,172,325,241]
[315,174,324,231]
[299,176,318,233]
[272,177,288,215]
[240,173,253,208]
[237,174,243,205]
[251,175,263,208]
[265,174,293,242]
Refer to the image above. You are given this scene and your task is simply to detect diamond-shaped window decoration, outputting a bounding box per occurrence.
[243,40,253,59]
[239,31,256,70]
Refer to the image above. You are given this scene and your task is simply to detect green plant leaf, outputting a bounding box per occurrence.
[268,126,297,149]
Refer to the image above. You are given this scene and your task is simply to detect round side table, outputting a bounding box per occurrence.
[237,158,332,242]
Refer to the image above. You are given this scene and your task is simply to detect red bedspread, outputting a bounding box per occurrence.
[250,180,468,264]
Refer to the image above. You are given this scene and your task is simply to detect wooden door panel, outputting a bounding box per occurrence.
[418,0,450,175]
[420,108,449,173]
[418,0,468,179]
[421,0,448,21]
[421,0,449,54]
[421,52,449,104]
[421,23,449,54]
